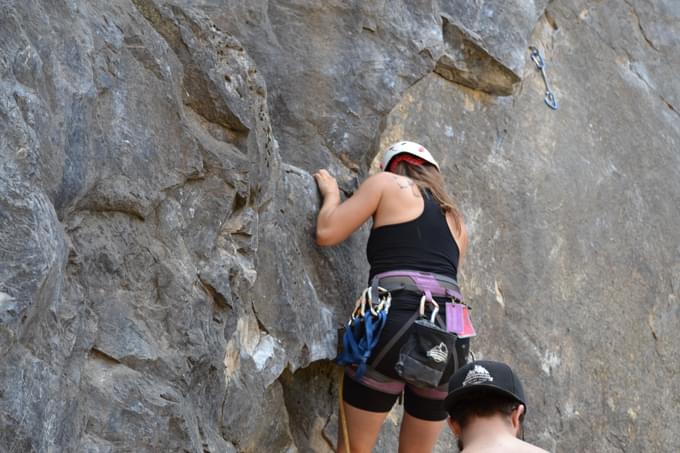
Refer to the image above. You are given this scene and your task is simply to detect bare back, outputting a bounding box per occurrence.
[462,435,550,453]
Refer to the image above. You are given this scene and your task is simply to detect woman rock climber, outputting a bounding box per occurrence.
[314,141,470,453]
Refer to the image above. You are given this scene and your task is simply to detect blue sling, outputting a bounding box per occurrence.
[336,288,391,379]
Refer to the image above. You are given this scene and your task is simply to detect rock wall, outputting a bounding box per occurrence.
[1,1,678,452]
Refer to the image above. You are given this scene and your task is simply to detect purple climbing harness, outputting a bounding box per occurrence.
[372,270,464,300]
[341,270,476,395]
[370,270,475,338]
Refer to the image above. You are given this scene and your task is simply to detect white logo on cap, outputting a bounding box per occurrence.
[463,365,494,386]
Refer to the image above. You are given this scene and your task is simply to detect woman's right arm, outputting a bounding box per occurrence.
[313,170,388,246]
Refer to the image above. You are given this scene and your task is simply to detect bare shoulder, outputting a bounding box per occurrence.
[363,171,394,185]
[462,437,548,453]
[525,443,550,453]
[356,171,392,191]
[376,172,422,197]
[387,172,414,188]
[361,172,415,192]
[514,439,550,453]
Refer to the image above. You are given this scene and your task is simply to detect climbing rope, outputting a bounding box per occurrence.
[338,371,351,453]
[529,46,559,110]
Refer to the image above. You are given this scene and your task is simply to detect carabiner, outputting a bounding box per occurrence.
[529,46,544,69]
[419,295,440,323]
[544,90,559,110]
[351,289,368,319]
[369,287,391,316]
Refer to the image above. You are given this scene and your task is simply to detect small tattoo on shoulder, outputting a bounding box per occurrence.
[393,175,413,189]
[392,176,421,197]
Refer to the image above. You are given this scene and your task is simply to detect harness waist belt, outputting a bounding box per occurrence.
[371,270,462,301]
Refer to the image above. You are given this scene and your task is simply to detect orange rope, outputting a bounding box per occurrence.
[338,370,351,453]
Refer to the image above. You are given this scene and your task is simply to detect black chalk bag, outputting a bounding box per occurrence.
[395,296,458,388]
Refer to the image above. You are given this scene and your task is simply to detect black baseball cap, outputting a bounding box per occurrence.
[444,361,527,414]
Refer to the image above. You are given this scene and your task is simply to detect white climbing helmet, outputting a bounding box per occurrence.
[381,141,440,172]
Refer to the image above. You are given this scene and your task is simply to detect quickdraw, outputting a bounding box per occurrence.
[336,287,391,379]
[529,46,559,110]
[349,287,391,321]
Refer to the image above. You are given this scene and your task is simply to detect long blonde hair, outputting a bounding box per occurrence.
[392,161,464,234]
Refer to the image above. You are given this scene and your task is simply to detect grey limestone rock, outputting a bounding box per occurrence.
[1,0,679,452]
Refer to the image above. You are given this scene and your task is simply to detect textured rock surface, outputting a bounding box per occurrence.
[1,1,679,452]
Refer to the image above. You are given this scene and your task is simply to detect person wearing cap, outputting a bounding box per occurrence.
[444,361,549,453]
[314,141,469,453]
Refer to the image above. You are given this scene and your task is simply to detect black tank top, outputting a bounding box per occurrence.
[366,190,460,281]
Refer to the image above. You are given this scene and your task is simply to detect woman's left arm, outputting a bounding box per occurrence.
[446,212,469,271]
[313,170,386,246]
[457,221,469,270]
